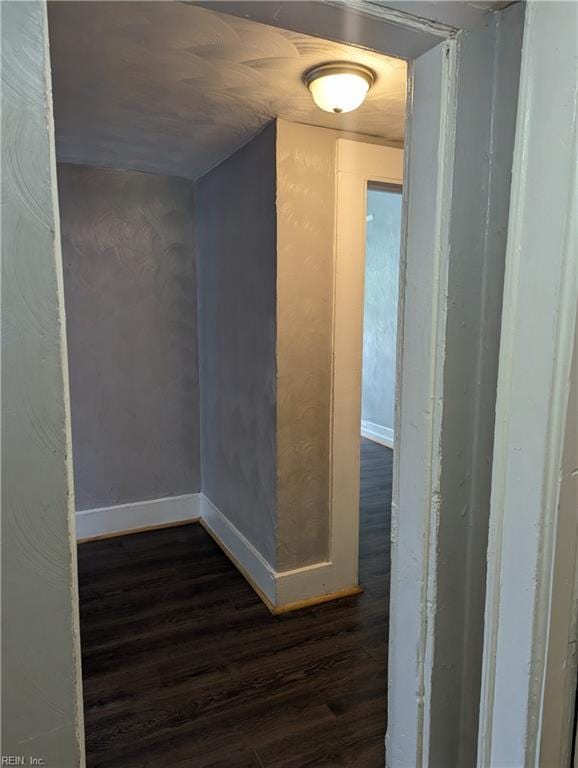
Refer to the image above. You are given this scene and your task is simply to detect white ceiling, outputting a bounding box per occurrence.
[48,2,407,179]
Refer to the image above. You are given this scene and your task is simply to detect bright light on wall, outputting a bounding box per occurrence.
[305,63,375,114]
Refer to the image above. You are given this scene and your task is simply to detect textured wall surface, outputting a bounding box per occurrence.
[47,1,406,179]
[1,3,84,764]
[196,123,277,567]
[361,186,402,432]
[58,164,200,510]
[275,120,336,569]
[276,120,397,570]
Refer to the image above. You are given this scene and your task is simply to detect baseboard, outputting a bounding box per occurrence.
[361,420,395,449]
[199,494,360,613]
[76,493,201,542]
[199,494,277,606]
[77,491,360,612]
[272,586,363,615]
[276,559,334,606]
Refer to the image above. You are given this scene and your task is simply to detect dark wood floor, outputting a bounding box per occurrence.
[78,439,393,768]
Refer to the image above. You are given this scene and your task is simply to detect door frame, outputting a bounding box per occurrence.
[215,3,524,765]
[330,140,403,593]
[11,2,527,766]
[477,3,578,765]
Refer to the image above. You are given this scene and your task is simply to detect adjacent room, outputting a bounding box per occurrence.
[47,2,407,765]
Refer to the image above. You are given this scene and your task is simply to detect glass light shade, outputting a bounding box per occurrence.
[306,64,374,114]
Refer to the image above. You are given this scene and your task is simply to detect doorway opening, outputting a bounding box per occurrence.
[361,183,402,454]
[5,0,528,765]
[46,1,408,764]
[359,182,402,590]
[329,140,403,601]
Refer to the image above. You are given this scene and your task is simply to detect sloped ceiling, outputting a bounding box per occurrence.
[48,2,407,179]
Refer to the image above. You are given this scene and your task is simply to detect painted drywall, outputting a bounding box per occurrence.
[276,119,397,571]
[361,185,402,438]
[57,164,200,511]
[1,3,84,765]
[275,120,335,570]
[196,123,278,567]
[196,118,394,576]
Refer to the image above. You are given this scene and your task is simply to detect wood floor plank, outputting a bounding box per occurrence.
[78,438,393,767]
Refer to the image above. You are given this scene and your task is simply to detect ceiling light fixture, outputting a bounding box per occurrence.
[304,62,375,114]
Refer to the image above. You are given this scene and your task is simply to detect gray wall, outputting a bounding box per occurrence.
[276,120,396,570]
[361,185,402,433]
[58,164,200,510]
[275,120,335,569]
[196,123,277,567]
[1,3,84,764]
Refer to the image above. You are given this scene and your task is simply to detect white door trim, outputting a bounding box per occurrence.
[477,3,578,766]
[329,140,403,595]
[388,40,458,767]
[540,312,578,768]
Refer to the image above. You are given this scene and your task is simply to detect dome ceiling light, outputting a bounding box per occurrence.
[304,62,376,114]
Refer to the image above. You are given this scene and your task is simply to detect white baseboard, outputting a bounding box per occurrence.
[77,490,358,611]
[361,420,395,449]
[276,559,334,606]
[199,494,356,611]
[76,493,201,541]
[199,494,277,605]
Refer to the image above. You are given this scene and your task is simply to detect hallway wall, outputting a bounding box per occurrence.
[276,119,335,569]
[276,120,398,571]
[58,164,200,510]
[196,123,278,567]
